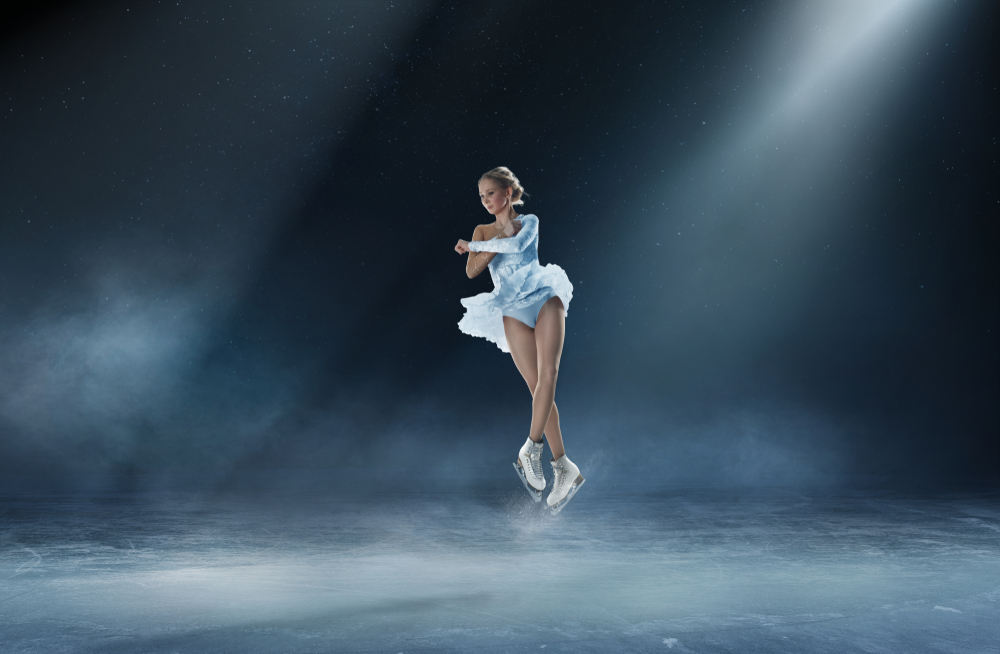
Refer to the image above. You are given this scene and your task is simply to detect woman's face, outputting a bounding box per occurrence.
[478,178,511,216]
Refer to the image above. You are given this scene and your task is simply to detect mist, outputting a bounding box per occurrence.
[0,0,995,492]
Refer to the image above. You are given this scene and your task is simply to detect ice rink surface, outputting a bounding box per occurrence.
[1,474,998,653]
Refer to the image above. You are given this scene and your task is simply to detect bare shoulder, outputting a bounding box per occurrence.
[472,223,490,241]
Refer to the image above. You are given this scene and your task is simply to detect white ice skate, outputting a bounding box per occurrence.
[513,438,546,502]
[546,455,585,514]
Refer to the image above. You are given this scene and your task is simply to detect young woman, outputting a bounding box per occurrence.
[454,167,584,514]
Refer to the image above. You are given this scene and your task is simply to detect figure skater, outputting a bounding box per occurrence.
[454,166,584,514]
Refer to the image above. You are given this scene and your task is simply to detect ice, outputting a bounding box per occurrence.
[1,479,998,653]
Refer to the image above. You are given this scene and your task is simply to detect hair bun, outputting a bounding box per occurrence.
[480,166,529,206]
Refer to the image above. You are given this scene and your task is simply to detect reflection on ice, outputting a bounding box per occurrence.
[1,480,998,653]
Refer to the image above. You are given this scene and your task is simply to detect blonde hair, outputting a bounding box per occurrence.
[479,166,528,206]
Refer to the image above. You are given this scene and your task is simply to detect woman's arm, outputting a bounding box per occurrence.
[468,215,537,254]
[465,225,497,278]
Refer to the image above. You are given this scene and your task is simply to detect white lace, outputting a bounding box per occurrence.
[551,465,566,495]
[526,444,544,481]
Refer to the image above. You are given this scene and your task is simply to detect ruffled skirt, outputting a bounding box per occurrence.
[458,261,573,353]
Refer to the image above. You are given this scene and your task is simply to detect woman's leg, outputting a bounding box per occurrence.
[503,315,564,449]
[529,297,566,458]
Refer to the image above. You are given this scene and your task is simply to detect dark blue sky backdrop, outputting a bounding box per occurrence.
[1,0,996,488]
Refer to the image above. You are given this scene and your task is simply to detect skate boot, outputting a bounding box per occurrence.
[546,455,585,514]
[513,437,546,502]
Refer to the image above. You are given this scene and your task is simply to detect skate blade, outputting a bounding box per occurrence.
[513,460,543,502]
[549,476,585,515]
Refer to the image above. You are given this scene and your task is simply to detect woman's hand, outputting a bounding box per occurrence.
[455,239,471,254]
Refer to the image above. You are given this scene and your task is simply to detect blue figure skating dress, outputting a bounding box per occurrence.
[458,214,573,353]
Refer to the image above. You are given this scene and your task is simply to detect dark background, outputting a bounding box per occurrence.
[1,0,996,491]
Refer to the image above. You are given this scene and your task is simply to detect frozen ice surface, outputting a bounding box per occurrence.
[1,478,998,653]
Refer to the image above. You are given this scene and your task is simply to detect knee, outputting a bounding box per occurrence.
[525,377,538,395]
[537,365,559,388]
